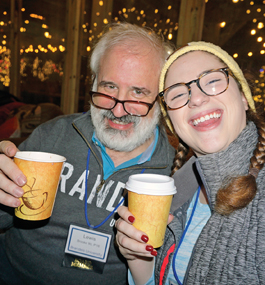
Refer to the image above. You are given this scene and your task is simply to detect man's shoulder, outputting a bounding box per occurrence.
[42,112,87,126]
[36,112,91,133]
[19,112,92,150]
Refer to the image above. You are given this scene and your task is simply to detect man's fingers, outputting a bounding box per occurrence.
[0,171,23,197]
[0,140,18,157]
[0,154,26,186]
[0,189,21,208]
[0,141,26,207]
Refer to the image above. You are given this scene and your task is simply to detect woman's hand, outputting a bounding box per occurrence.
[0,141,26,207]
[116,205,157,260]
[116,205,157,285]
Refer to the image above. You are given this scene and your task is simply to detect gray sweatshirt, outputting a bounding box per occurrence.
[0,111,175,285]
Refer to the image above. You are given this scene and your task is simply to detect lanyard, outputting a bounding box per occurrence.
[173,186,201,285]
[84,148,145,229]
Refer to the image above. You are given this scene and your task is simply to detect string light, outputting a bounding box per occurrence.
[30,14,45,20]
[0,0,265,94]
[59,45,65,52]
[257,22,264,29]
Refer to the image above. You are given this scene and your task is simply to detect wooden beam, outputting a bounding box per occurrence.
[61,0,85,114]
[83,0,114,109]
[177,0,206,47]
[9,0,22,99]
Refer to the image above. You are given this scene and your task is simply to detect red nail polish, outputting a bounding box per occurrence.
[151,250,157,257]
[141,235,149,243]
[128,216,135,223]
[146,245,153,252]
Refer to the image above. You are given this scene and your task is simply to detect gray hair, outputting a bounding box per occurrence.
[90,22,174,90]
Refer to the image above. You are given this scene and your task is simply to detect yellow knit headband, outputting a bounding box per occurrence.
[159,41,255,113]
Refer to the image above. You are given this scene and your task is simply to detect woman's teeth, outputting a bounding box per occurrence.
[192,112,221,126]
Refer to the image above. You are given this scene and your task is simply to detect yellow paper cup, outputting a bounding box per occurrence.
[126,174,177,248]
[14,151,66,221]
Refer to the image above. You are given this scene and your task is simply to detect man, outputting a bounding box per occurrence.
[0,23,175,284]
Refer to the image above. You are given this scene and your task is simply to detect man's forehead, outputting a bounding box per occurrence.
[102,41,161,62]
[97,43,161,93]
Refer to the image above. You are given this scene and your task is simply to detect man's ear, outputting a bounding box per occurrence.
[242,93,249,111]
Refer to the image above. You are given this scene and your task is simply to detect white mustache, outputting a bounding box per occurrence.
[102,110,140,125]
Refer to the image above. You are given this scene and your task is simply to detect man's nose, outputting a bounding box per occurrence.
[111,93,128,118]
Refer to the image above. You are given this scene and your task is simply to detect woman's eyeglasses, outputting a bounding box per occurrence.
[159,67,230,110]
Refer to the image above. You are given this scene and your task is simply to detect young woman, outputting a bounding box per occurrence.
[115,41,265,285]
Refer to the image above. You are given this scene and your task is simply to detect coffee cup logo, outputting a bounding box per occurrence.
[16,177,50,217]
[14,151,66,221]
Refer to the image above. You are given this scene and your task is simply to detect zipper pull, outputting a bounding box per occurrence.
[96,179,105,192]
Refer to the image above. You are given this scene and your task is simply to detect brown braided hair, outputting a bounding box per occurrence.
[170,142,190,176]
[215,103,265,215]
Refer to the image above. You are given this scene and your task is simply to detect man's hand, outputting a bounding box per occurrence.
[0,141,27,207]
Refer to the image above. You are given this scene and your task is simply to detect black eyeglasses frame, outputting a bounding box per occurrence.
[89,91,158,117]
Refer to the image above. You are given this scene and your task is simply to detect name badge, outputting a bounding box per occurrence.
[65,225,112,263]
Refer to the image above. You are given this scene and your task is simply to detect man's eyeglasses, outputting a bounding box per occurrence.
[89,91,158,117]
[159,67,230,110]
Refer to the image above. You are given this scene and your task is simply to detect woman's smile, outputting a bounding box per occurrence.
[189,109,223,130]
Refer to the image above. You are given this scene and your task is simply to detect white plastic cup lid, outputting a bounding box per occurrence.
[125,173,177,196]
[15,151,66,163]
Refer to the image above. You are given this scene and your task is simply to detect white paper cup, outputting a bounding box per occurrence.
[126,174,176,248]
[14,151,66,221]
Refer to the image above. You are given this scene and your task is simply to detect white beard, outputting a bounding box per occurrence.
[90,102,161,152]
